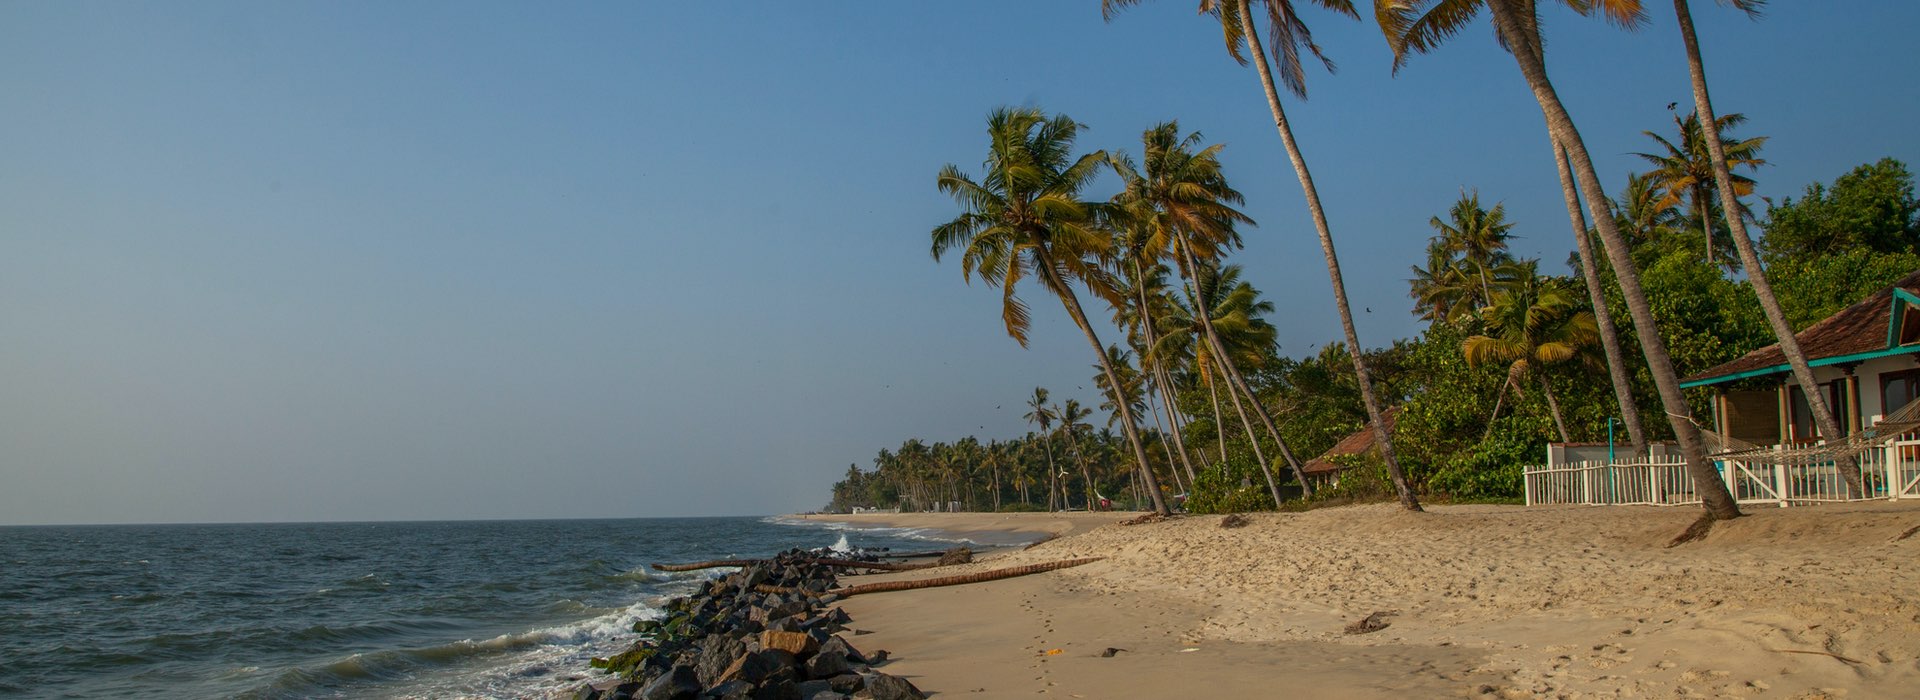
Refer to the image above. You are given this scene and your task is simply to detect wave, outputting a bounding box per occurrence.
[761,516,996,547]
[237,597,667,699]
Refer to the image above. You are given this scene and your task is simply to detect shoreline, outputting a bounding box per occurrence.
[805,502,1920,698]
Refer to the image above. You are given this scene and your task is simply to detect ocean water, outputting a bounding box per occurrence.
[0,516,991,699]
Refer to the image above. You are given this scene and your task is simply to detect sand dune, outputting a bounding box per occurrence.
[820,502,1920,699]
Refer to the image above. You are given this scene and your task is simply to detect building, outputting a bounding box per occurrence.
[1525,270,1920,506]
[1300,407,1399,489]
[1683,270,1920,446]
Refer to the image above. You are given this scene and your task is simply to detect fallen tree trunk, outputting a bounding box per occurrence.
[827,557,1104,597]
[651,559,759,572]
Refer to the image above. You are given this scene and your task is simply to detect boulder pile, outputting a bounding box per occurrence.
[569,549,924,700]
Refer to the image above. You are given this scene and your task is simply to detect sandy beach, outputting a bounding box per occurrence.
[808,503,1920,699]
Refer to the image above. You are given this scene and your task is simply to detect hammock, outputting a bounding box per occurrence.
[1711,394,1920,464]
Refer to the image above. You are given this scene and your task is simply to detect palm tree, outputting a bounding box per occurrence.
[1410,193,1525,324]
[1635,111,1766,267]
[1058,399,1098,510]
[1558,148,1651,455]
[1463,261,1598,441]
[1024,387,1062,511]
[1110,121,1313,497]
[931,108,1169,514]
[1101,0,1418,511]
[1667,0,1859,494]
[1378,0,1742,520]
[1110,241,1203,482]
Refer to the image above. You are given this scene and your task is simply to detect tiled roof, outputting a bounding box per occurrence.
[1683,270,1920,384]
[1301,407,1400,475]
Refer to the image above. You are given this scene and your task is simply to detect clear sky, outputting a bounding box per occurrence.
[2,2,1915,525]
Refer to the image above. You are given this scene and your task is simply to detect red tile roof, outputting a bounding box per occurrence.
[1301,407,1400,475]
[1683,270,1920,385]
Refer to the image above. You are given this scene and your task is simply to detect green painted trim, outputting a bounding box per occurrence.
[1680,344,1920,388]
[1892,290,1920,347]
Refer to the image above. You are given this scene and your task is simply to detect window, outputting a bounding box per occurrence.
[1883,369,1920,416]
[1789,380,1849,441]
[1902,307,1920,345]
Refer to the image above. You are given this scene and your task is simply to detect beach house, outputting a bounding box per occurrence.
[1526,270,1920,506]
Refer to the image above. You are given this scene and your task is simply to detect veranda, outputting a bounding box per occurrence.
[1524,441,1920,507]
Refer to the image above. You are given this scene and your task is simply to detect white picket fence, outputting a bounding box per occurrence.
[1524,440,1920,507]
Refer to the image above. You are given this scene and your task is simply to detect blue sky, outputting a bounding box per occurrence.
[2,1,1915,524]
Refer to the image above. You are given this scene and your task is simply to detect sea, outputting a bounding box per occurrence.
[0,516,999,699]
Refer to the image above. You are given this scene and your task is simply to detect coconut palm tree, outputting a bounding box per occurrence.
[1111,122,1313,498]
[1377,0,1742,520]
[1635,111,1766,267]
[1101,0,1417,510]
[1110,237,1203,482]
[1410,193,1527,325]
[1557,147,1651,455]
[1024,387,1062,511]
[1463,260,1598,441]
[931,108,1169,514]
[1666,0,1859,493]
[1057,399,1098,510]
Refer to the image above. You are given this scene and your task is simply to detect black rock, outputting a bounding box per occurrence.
[804,651,851,680]
[861,672,925,700]
[751,679,800,700]
[641,665,700,700]
[696,636,746,686]
[705,680,753,699]
[609,681,644,700]
[571,685,603,700]
[794,680,832,699]
[818,637,866,664]
[826,673,865,693]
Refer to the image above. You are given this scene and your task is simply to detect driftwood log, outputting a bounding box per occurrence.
[827,557,1104,597]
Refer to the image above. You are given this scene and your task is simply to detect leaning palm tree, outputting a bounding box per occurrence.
[1102,0,1419,511]
[1110,121,1313,496]
[1024,387,1062,512]
[1463,261,1598,442]
[1635,111,1766,267]
[1058,399,1099,510]
[1378,0,1742,521]
[932,108,1170,514]
[1556,149,1651,455]
[1666,0,1859,494]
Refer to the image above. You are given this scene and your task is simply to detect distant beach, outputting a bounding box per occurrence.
[805,503,1920,699]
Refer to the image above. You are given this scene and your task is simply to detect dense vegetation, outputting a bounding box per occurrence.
[826,2,1920,516]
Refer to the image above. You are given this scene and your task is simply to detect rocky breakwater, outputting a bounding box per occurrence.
[568,549,926,700]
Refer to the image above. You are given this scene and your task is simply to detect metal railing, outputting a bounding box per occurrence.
[1524,440,1920,506]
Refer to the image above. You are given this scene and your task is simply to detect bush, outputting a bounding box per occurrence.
[1428,422,1535,500]
[1183,459,1277,514]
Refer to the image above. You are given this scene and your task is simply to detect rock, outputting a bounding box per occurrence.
[762,630,820,657]
[707,680,753,699]
[570,685,602,700]
[752,679,800,700]
[819,637,866,664]
[809,694,847,700]
[861,672,925,700]
[766,616,801,633]
[805,651,852,679]
[640,665,700,700]
[696,636,746,686]
[717,650,783,686]
[827,673,865,693]
[795,680,832,699]
[868,649,889,664]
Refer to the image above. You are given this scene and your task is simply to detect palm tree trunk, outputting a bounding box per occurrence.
[1215,359,1285,507]
[1553,141,1650,455]
[1483,366,1516,443]
[1143,385,1186,493]
[1043,266,1171,514]
[1043,439,1060,512]
[1487,0,1738,519]
[1205,366,1229,463]
[1236,0,1417,510]
[1178,242,1314,495]
[1133,260,1201,482]
[1541,374,1571,443]
[1673,0,1860,495]
[1155,363,1200,481]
